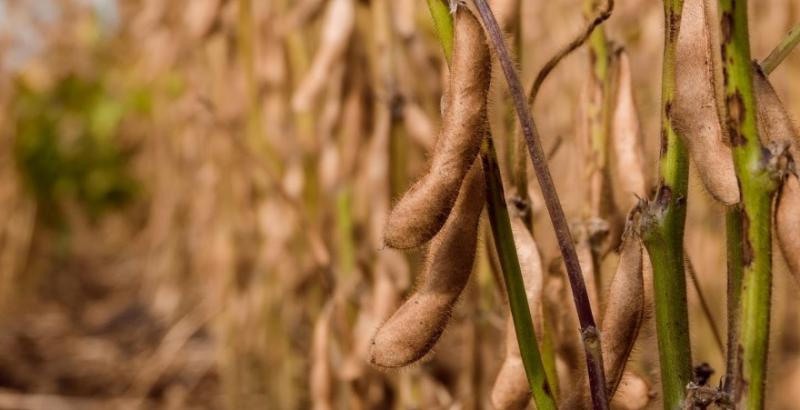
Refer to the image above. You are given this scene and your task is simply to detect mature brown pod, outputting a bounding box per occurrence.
[384,8,490,249]
[673,0,739,205]
[753,68,798,155]
[370,161,485,368]
[611,50,648,209]
[491,215,544,410]
[491,320,531,410]
[610,371,651,410]
[560,233,645,409]
[600,235,645,394]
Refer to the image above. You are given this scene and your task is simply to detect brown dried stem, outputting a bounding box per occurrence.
[527,0,614,106]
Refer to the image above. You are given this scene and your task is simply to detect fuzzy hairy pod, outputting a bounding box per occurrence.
[310,302,335,410]
[491,320,531,410]
[752,69,800,283]
[600,235,645,395]
[610,372,652,410]
[777,176,800,287]
[490,216,544,410]
[753,68,799,156]
[370,161,485,368]
[673,0,739,205]
[292,0,355,112]
[611,50,648,208]
[560,234,645,409]
[384,9,490,249]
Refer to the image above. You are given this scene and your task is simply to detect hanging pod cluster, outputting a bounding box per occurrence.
[671,0,800,282]
[370,8,491,368]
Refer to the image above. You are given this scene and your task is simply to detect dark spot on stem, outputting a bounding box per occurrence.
[741,211,753,266]
[736,344,747,397]
[721,12,734,43]
[668,10,681,41]
[727,92,746,146]
[660,128,668,157]
[721,56,729,86]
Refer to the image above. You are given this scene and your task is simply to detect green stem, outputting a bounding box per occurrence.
[482,139,558,410]
[639,1,692,408]
[426,0,455,65]
[760,22,800,75]
[718,1,780,407]
[425,4,556,408]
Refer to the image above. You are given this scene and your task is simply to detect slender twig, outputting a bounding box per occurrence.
[685,253,725,355]
[425,4,557,408]
[471,1,610,409]
[760,22,800,75]
[718,1,781,407]
[527,0,614,106]
[639,1,692,408]
[546,135,564,162]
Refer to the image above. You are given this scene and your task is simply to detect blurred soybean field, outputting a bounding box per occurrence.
[0,0,799,409]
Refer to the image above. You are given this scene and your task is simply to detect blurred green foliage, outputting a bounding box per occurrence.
[12,73,149,225]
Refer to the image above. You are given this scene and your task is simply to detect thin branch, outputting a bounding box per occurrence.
[685,252,725,355]
[760,22,800,75]
[471,1,610,409]
[527,0,614,106]
[546,135,564,162]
